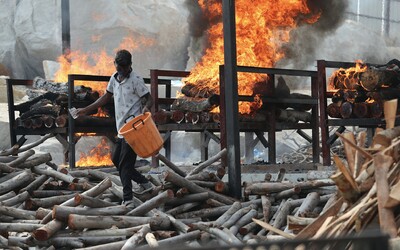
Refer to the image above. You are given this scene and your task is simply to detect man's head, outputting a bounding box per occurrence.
[114,50,132,78]
[115,49,132,66]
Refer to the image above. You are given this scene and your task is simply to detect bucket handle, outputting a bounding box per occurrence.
[132,119,144,130]
[124,115,135,124]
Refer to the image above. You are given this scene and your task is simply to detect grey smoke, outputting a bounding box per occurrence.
[278,0,349,69]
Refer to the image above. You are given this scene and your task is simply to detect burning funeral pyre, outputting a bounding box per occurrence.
[327,60,400,119]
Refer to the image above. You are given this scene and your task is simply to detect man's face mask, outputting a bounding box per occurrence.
[114,62,130,78]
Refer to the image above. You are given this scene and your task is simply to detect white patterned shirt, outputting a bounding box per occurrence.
[106,71,149,138]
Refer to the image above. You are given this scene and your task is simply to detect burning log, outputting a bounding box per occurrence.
[171,94,219,113]
[181,83,215,98]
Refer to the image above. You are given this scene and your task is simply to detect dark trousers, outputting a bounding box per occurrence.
[112,138,148,201]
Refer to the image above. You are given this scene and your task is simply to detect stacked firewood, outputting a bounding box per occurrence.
[327,61,400,119]
[153,76,313,125]
[14,77,101,129]
[0,124,399,248]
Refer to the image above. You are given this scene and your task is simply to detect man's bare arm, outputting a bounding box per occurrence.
[77,92,113,116]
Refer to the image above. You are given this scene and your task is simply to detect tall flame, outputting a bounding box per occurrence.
[54,35,154,167]
[184,0,321,114]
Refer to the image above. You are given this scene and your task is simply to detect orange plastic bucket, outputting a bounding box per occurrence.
[118,112,163,158]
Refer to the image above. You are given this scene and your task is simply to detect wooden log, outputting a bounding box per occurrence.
[276,109,311,123]
[121,224,151,250]
[384,99,398,129]
[68,215,153,229]
[166,202,200,216]
[153,210,190,233]
[16,153,53,169]
[340,101,353,118]
[18,134,55,154]
[152,110,172,125]
[0,205,36,220]
[55,114,68,128]
[55,225,144,237]
[35,208,52,220]
[31,190,76,198]
[0,191,16,202]
[156,230,201,248]
[359,67,400,91]
[230,208,258,235]
[32,165,78,184]
[369,101,384,118]
[327,103,342,118]
[294,192,320,217]
[261,195,272,223]
[33,178,113,241]
[171,110,185,123]
[163,170,236,205]
[149,216,171,231]
[145,232,159,248]
[199,112,212,123]
[386,179,400,208]
[0,191,30,207]
[0,170,34,195]
[205,198,225,207]
[0,223,42,232]
[287,216,315,231]
[374,154,397,238]
[53,205,128,222]
[181,83,215,98]
[253,218,295,239]
[274,187,301,200]
[353,102,369,118]
[171,94,219,113]
[7,149,35,168]
[186,172,219,182]
[214,201,242,226]
[354,131,367,178]
[244,179,335,196]
[192,223,242,245]
[42,115,55,128]
[222,205,255,228]
[74,194,116,208]
[372,127,400,149]
[88,169,122,186]
[185,112,200,124]
[155,154,186,177]
[19,175,49,194]
[126,190,174,216]
[186,148,227,177]
[25,194,76,210]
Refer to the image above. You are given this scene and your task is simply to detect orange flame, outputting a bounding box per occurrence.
[76,137,113,167]
[329,60,367,91]
[184,0,321,114]
[54,35,155,167]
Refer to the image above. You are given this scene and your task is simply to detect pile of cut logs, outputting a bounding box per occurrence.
[14,77,111,130]
[153,76,313,126]
[327,60,400,119]
[0,124,399,249]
